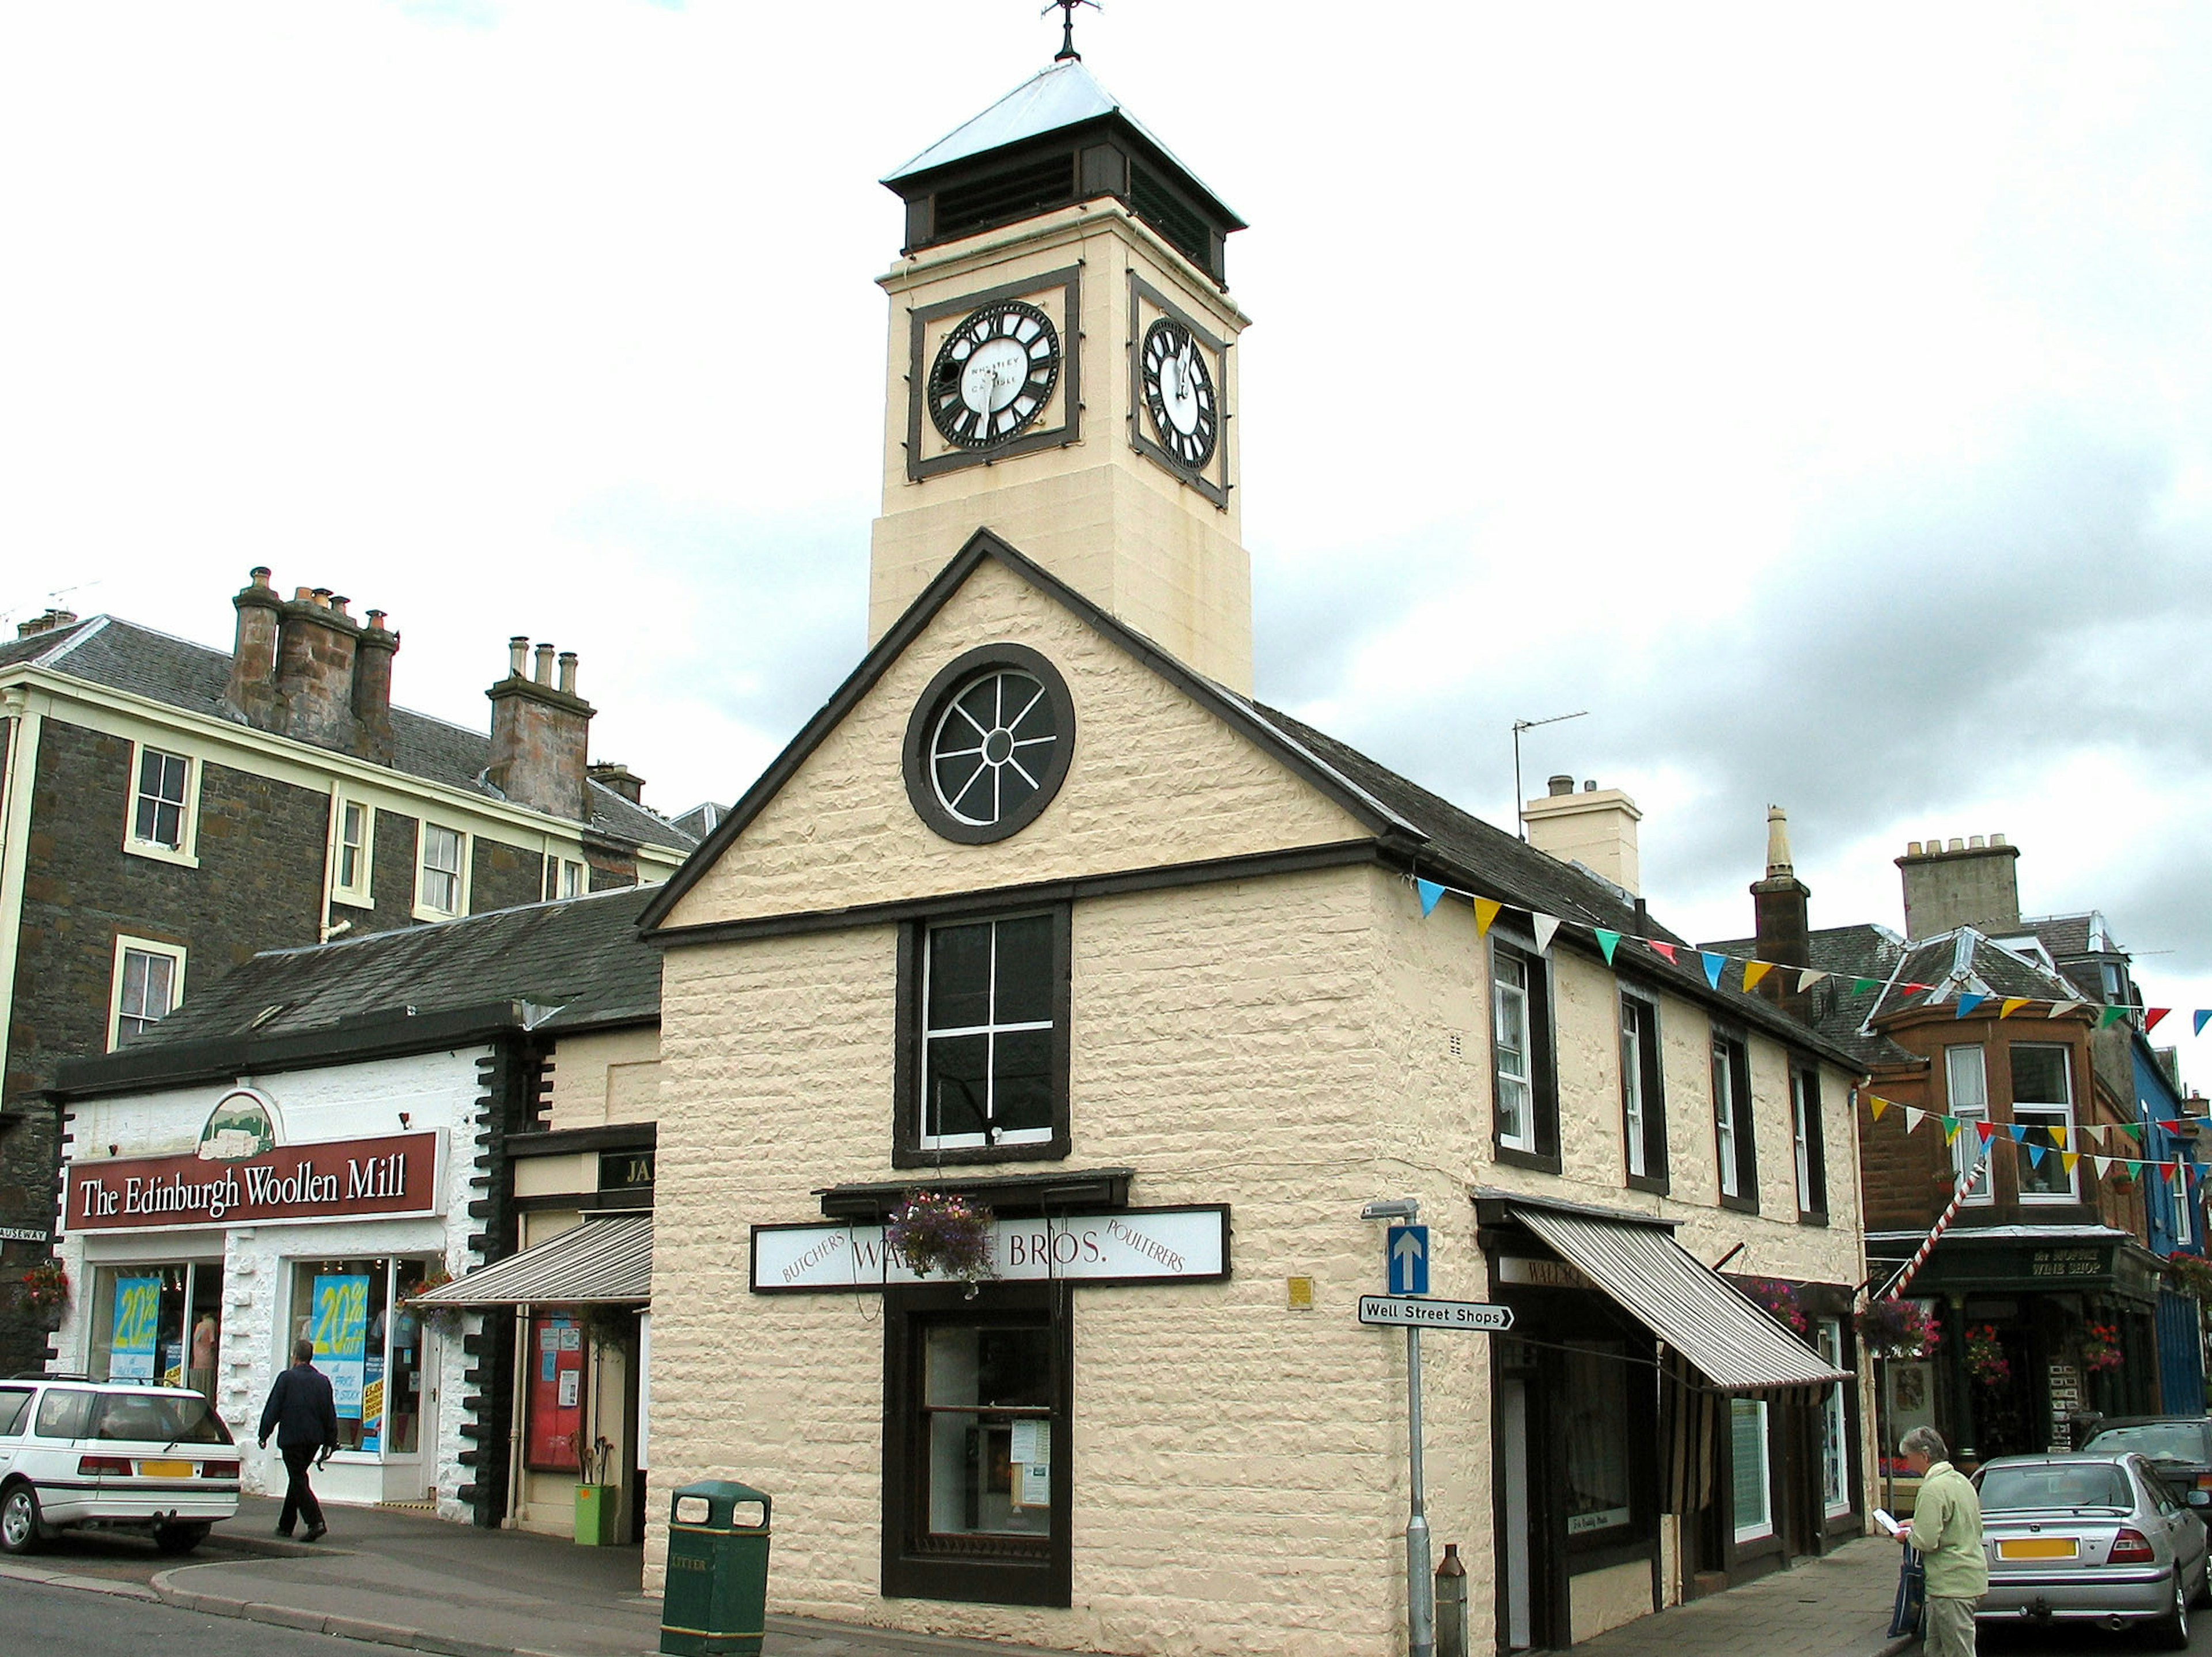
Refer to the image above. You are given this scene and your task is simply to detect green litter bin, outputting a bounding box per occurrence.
[660,1480,772,1657]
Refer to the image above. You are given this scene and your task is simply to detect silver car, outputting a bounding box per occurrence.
[1975,1452,2210,1647]
[0,1378,240,1554]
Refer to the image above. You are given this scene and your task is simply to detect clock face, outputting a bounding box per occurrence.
[927,300,1062,451]
[1140,317,1218,471]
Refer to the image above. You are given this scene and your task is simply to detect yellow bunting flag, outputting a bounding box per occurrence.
[2062,1153,2079,1175]
[1473,898,1502,938]
[2000,998,2030,1019]
[1868,1095,1889,1122]
[1743,961,1772,993]
[1943,1119,1963,1145]
[2050,1126,2068,1150]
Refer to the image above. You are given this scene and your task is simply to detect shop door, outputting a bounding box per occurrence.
[1501,1377,1534,1650]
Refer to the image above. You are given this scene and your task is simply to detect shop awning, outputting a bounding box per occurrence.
[1511,1206,1850,1393]
[413,1215,652,1306]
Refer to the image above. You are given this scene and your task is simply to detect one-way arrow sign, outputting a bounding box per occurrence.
[1359,1295,1514,1332]
[1387,1224,1429,1296]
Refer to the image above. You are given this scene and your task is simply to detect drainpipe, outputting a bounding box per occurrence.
[0,688,44,1123]
[505,1304,528,1526]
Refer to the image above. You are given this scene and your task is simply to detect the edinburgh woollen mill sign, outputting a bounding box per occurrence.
[63,1132,445,1232]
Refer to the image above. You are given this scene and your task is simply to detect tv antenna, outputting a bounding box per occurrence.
[1511,709,1588,841]
[1043,0,1100,62]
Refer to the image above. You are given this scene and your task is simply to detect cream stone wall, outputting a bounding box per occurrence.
[660,555,1366,932]
[544,1025,662,1131]
[872,202,1252,692]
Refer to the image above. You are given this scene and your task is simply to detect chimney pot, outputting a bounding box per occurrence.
[294,587,316,603]
[1582,779,1597,793]
[534,644,555,685]
[1547,774,1574,797]
[249,566,272,588]
[507,636,529,678]
[311,588,334,608]
[1991,832,2007,848]
[366,608,387,630]
[1968,834,1984,849]
[1948,837,1964,852]
[329,595,350,618]
[1907,841,1922,856]
[557,650,578,695]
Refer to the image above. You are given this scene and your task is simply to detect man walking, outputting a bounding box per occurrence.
[259,1337,340,1541]
[1897,1425,1986,1656]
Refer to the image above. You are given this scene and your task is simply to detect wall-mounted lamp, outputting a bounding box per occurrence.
[397,1112,411,1130]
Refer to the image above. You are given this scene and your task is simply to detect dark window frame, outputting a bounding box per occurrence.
[1619,989,1668,1194]
[1711,1028,1758,1214]
[1490,937,1560,1173]
[881,1280,1073,1608]
[893,904,1073,1170]
[1790,1063,1828,1224]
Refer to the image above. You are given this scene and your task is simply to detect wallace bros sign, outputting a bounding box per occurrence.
[64,1132,444,1232]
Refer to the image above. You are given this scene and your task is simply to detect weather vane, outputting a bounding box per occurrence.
[1043,0,1100,62]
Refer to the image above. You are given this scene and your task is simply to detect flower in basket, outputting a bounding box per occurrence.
[885,1191,998,1296]
[2082,1321,2124,1374]
[1855,1297,1941,1360]
[19,1259,68,1319]
[400,1265,465,1338]
[1964,1323,2010,1387]
[1736,1276,1810,1337]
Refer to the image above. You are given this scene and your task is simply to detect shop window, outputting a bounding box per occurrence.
[124,743,199,864]
[1711,1032,1756,1211]
[1791,1065,1827,1223]
[1944,1045,1992,1203]
[1560,1341,1633,1539]
[883,1284,1070,1607]
[1729,1397,1773,1543]
[333,799,374,907]
[2010,1044,2077,1202]
[286,1258,434,1457]
[415,823,468,920]
[109,935,186,1049]
[1492,941,1558,1168]
[1817,1319,1853,1518]
[1619,992,1667,1191]
[84,1261,221,1391]
[895,908,1070,1166]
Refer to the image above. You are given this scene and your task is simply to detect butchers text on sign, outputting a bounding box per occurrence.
[752,1205,1230,1292]
[63,1132,444,1232]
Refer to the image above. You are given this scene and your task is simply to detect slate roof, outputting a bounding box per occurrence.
[3,614,694,853]
[126,883,662,1049]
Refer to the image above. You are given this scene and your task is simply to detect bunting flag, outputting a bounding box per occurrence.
[1473,897,1502,938]
[2062,1152,2080,1175]
[1943,1119,1964,1145]
[1956,993,1988,1019]
[2082,1123,2105,1147]
[2095,1155,2114,1178]
[1851,977,1880,995]
[1417,879,1446,918]
[2199,1011,2212,1037]
[2146,1008,2172,1031]
[1999,998,2031,1019]
[1533,914,1562,956]
[2007,1123,2028,1143]
[2099,1005,2130,1028]
[1797,969,1828,993]
[1743,961,1772,993]
[2025,1141,2047,1168]
[1976,1121,1997,1143]
[2118,1121,2146,1141]
[1904,1107,1925,1133]
[1869,1095,1889,1121]
[1649,941,1679,964]
[2051,1000,2085,1020]
[1701,952,1726,990]
[1594,928,1622,965]
[2051,1126,2068,1149]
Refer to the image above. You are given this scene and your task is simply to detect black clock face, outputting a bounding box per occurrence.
[927,300,1062,451]
[1141,316,1218,471]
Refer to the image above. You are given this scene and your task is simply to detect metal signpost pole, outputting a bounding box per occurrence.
[1406,1321,1434,1657]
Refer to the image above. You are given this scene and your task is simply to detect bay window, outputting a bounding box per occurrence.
[1945,1045,1992,1203]
[2011,1044,2077,1201]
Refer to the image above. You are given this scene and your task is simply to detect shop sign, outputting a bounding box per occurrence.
[1495,1254,1594,1292]
[63,1132,444,1233]
[599,1149,655,1192]
[2029,1247,2108,1280]
[0,1226,50,1244]
[1357,1295,1515,1331]
[751,1205,1230,1293]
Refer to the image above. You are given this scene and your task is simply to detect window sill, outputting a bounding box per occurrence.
[1494,1145,1563,1176]
[1718,1191,1760,1216]
[123,839,198,869]
[893,1135,1071,1171]
[412,905,464,924]
[1798,1208,1830,1228]
[1626,1171,1671,1197]
[332,890,376,911]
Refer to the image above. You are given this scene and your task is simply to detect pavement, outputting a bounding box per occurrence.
[0,1494,1921,1657]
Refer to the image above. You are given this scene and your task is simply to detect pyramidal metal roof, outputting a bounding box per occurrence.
[883,58,1237,219]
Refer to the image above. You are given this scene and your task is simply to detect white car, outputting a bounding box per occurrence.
[0,1376,241,1554]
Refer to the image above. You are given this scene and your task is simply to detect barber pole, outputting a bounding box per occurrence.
[1884,1144,1986,1300]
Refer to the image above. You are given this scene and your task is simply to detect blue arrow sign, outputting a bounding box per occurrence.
[1387,1224,1429,1296]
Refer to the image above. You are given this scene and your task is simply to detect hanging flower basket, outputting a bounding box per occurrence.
[1855,1297,1941,1360]
[1964,1323,2010,1387]
[19,1259,69,1324]
[400,1265,465,1338]
[1735,1276,1810,1337]
[2082,1321,2124,1374]
[2166,1254,2212,1303]
[885,1191,998,1296]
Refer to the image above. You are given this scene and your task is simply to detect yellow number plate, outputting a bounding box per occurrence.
[138,1459,194,1478]
[1998,1537,2080,1560]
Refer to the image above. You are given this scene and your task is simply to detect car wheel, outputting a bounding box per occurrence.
[2153,1567,2191,1651]
[0,1485,43,1555]
[2193,1552,2212,1611]
[152,1522,209,1555]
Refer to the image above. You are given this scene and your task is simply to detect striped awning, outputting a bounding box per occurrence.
[414,1215,652,1306]
[1513,1206,1849,1393]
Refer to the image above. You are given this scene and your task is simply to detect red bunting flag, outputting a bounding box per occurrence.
[2146,1008,2171,1031]
[1648,941,1679,964]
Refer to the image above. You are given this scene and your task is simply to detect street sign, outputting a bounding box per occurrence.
[1359,1295,1515,1332]
[1387,1224,1429,1296]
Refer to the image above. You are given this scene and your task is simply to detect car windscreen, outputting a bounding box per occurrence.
[1978,1463,2133,1512]
[2083,1423,2209,1463]
[89,1392,234,1446]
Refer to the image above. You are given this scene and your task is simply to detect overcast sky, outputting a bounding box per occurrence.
[7,2,2211,1083]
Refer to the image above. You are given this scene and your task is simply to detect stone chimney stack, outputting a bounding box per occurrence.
[350,608,400,765]
[488,638,594,820]
[14,607,78,640]
[1751,805,1813,1017]
[1897,834,2021,940]
[226,568,283,724]
[1524,774,1642,895]
[225,569,401,762]
[588,762,646,805]
[272,585,362,750]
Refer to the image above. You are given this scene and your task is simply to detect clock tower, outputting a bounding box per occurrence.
[872,56,1254,693]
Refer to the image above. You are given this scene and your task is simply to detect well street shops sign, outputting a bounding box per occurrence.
[752,1206,1230,1293]
[1357,1295,1516,1331]
[63,1132,444,1233]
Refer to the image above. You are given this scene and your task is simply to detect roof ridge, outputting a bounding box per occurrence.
[35,612,113,665]
[250,882,656,963]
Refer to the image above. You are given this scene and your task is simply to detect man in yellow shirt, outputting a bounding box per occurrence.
[1899,1426,1987,1656]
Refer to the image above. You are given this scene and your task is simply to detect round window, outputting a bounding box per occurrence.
[903,644,1075,845]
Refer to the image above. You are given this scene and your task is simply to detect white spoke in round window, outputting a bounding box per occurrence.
[930,669,1060,828]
